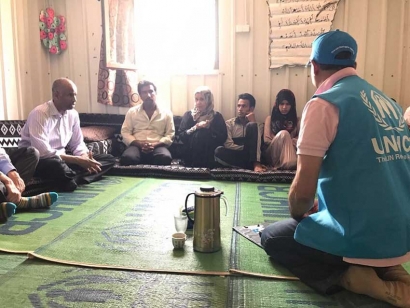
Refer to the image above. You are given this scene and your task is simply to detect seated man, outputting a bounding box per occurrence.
[261,30,410,307]
[19,78,115,192]
[120,80,175,166]
[0,146,58,224]
[214,93,265,172]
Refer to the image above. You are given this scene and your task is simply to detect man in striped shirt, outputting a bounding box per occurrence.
[19,78,115,192]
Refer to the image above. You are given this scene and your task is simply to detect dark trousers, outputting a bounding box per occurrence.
[0,146,39,201]
[214,122,259,170]
[260,218,349,294]
[120,145,172,166]
[34,153,116,188]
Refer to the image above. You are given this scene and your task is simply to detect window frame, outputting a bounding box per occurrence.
[101,0,219,72]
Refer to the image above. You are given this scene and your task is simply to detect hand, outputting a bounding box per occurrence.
[130,140,145,149]
[77,156,102,174]
[7,170,25,193]
[253,162,267,173]
[5,181,21,203]
[195,120,210,129]
[246,112,256,122]
[303,199,319,218]
[141,142,155,154]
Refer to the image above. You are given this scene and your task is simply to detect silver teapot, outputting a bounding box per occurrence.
[185,186,228,253]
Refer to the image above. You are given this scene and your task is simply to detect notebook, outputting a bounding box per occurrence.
[232,223,270,248]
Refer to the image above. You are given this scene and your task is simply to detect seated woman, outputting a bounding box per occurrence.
[262,89,299,170]
[179,86,227,168]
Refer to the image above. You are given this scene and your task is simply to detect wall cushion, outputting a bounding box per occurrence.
[81,126,116,142]
[86,139,113,155]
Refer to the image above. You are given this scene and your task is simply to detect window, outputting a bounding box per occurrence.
[101,0,218,74]
[135,0,218,74]
[134,0,218,74]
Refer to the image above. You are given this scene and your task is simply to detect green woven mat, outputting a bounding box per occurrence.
[233,183,295,278]
[0,257,393,308]
[233,183,410,276]
[0,252,27,276]
[229,276,392,308]
[32,178,237,274]
[0,258,228,307]
[0,177,140,253]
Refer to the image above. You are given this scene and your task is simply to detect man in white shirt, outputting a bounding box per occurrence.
[19,78,115,192]
[120,80,175,166]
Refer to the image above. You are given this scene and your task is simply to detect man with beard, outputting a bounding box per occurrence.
[120,80,175,166]
[214,93,265,172]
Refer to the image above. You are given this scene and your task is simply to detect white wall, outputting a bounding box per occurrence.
[0,0,409,122]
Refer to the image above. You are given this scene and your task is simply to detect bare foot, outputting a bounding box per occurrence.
[376,265,410,284]
[253,162,267,173]
[339,265,410,307]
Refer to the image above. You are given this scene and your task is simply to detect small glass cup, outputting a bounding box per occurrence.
[174,213,188,233]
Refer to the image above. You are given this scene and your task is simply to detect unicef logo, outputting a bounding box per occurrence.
[361,90,406,132]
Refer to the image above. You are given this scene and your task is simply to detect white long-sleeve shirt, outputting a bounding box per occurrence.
[121,104,175,147]
[19,100,88,158]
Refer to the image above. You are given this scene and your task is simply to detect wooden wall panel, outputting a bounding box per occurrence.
[0,0,409,120]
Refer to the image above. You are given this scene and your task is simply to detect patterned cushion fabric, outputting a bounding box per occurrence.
[109,164,212,180]
[211,168,295,183]
[108,164,295,183]
[81,126,116,142]
[0,121,25,154]
[86,139,113,155]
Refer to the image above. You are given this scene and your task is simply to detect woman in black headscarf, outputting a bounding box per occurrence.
[262,89,299,170]
[179,86,227,168]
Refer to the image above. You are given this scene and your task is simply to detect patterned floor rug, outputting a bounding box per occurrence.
[0,256,393,308]
[0,176,406,307]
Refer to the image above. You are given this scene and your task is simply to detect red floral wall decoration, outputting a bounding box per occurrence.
[39,8,67,55]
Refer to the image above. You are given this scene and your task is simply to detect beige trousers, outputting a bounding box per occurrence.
[263,130,296,170]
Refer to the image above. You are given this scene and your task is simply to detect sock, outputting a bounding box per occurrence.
[17,192,58,210]
[0,202,16,223]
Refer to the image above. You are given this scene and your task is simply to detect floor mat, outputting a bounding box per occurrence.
[229,276,393,308]
[31,178,237,274]
[0,258,228,307]
[0,177,140,253]
[232,182,296,278]
[233,182,410,276]
[0,252,27,275]
[0,258,393,307]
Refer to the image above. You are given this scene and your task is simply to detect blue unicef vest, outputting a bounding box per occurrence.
[294,75,410,258]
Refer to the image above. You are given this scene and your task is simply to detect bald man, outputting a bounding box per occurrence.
[19,78,115,192]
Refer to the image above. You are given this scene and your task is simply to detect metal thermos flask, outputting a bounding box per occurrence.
[185,186,228,253]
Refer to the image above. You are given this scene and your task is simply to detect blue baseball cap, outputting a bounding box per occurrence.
[309,30,357,66]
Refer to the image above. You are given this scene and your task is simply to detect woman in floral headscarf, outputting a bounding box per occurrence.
[262,89,299,170]
[179,86,227,168]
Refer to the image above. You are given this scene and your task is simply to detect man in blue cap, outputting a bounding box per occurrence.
[261,30,410,307]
